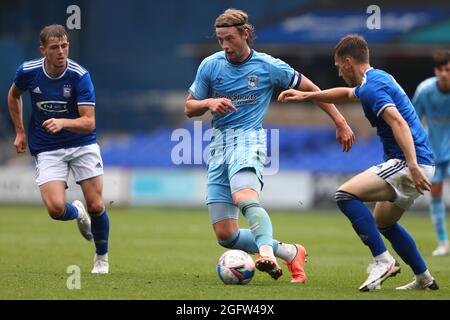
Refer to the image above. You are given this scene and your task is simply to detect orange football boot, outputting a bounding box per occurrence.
[283,244,308,283]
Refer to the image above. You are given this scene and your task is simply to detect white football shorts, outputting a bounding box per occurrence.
[34,143,104,186]
[368,158,435,210]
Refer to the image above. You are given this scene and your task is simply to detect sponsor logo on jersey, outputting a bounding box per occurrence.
[36,101,69,114]
[213,91,257,106]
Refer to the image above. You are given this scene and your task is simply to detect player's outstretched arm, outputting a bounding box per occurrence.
[185,94,237,118]
[382,106,432,194]
[42,105,95,134]
[278,86,357,104]
[279,75,355,152]
[7,84,27,153]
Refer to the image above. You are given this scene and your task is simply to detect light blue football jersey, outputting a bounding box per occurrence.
[13,58,96,156]
[413,77,450,163]
[189,50,301,131]
[190,50,301,204]
[354,68,434,166]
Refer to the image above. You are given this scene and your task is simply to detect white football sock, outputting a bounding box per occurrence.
[274,242,297,262]
[415,269,433,283]
[374,251,393,263]
[259,245,274,258]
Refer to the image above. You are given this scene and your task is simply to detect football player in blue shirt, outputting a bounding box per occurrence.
[185,9,355,282]
[7,25,109,273]
[279,34,439,291]
[413,50,450,257]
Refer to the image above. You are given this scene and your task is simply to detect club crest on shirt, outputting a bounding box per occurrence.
[63,85,72,98]
[247,75,259,89]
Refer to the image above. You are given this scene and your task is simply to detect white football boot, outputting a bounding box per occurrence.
[359,256,401,292]
[72,200,94,242]
[92,253,109,274]
[396,278,439,290]
[432,243,449,257]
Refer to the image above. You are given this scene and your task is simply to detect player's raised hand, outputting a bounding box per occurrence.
[278,89,311,103]
[14,132,27,153]
[336,123,355,152]
[207,98,237,115]
[408,163,432,195]
[42,118,65,134]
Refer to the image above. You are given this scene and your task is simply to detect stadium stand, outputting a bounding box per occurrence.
[100,126,384,173]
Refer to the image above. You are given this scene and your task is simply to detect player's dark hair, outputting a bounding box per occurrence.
[40,24,68,46]
[215,8,255,45]
[333,34,369,64]
[432,50,450,68]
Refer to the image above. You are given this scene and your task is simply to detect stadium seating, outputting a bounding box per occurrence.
[101,125,384,173]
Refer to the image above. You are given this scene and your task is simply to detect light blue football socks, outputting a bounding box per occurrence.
[218,229,279,253]
[430,198,448,242]
[238,199,274,249]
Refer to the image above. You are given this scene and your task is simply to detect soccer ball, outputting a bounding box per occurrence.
[216,249,255,285]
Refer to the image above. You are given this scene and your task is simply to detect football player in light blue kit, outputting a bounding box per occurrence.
[412,50,450,256]
[279,34,439,291]
[7,25,109,273]
[185,9,355,282]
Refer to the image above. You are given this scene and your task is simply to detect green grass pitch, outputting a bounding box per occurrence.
[0,206,449,300]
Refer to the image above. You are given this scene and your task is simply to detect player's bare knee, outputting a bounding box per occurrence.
[87,202,104,215]
[215,229,235,242]
[232,197,242,207]
[374,216,383,227]
[430,183,443,198]
[232,193,244,206]
[46,204,66,219]
[213,222,236,240]
[232,191,257,206]
[216,229,239,249]
[375,216,392,229]
[335,189,358,203]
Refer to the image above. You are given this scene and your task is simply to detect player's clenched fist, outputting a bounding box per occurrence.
[42,118,65,134]
[14,132,27,153]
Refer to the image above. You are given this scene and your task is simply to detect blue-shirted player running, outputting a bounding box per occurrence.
[185,9,355,282]
[7,25,110,273]
[279,34,439,291]
[412,50,450,257]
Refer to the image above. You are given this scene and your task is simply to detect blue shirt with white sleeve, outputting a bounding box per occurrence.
[13,58,96,156]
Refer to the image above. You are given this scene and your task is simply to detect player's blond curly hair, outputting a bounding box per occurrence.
[215,9,255,45]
